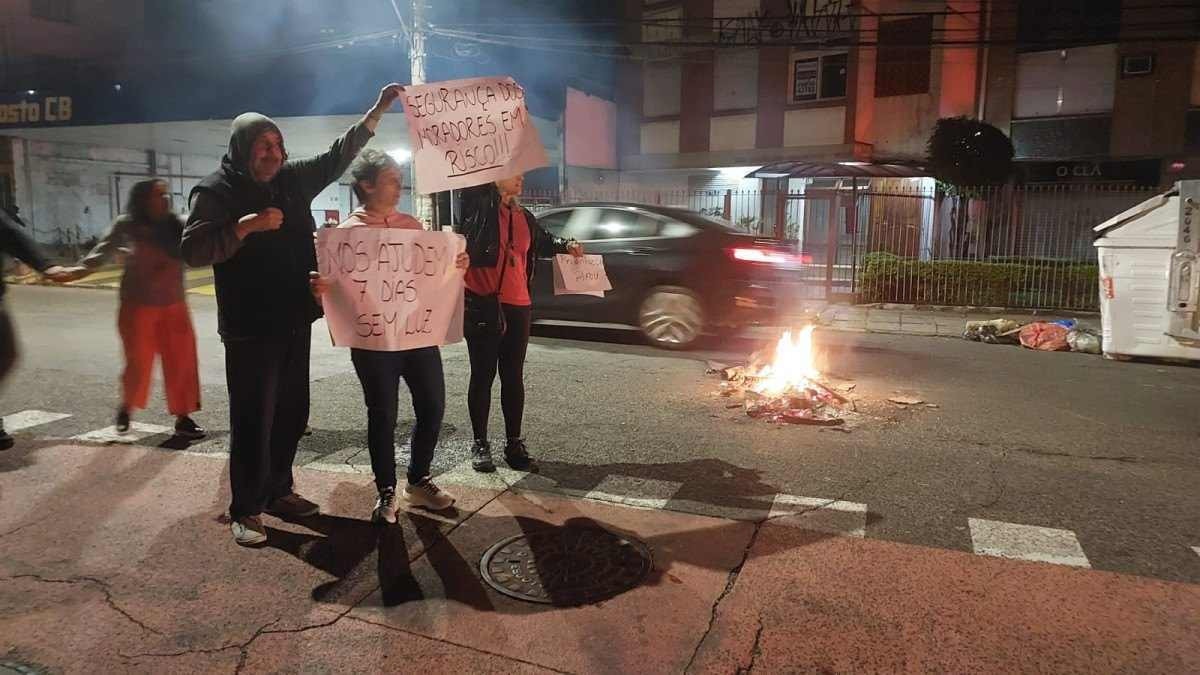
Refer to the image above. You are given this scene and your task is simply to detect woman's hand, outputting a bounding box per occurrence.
[567,241,584,258]
[455,251,469,271]
[309,271,331,304]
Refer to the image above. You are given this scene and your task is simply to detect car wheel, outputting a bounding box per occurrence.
[638,286,704,350]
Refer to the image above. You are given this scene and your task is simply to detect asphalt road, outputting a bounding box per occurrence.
[4,284,1199,584]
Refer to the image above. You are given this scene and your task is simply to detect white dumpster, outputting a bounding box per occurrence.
[1093,180,1200,361]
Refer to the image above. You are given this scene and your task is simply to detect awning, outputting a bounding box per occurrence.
[747,161,929,179]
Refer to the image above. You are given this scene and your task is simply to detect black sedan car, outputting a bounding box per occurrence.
[530,202,805,349]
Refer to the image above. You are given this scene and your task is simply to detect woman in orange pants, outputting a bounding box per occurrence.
[62,179,204,437]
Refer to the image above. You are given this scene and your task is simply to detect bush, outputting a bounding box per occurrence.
[859,252,1099,310]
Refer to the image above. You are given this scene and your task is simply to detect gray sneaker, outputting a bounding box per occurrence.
[372,487,399,524]
[231,515,266,546]
[404,477,456,511]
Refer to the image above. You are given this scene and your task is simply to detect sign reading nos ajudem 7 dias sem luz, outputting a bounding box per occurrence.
[402,76,549,193]
[316,228,465,351]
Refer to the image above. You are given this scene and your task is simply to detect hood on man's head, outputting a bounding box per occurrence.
[227,112,286,175]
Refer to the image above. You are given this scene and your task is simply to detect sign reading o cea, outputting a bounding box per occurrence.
[0,96,73,125]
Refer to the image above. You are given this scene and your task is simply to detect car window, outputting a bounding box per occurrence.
[659,220,699,238]
[587,209,659,241]
[538,211,570,237]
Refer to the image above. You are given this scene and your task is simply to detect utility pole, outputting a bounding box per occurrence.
[409,0,433,228]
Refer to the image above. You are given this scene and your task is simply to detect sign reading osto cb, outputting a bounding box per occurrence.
[316,228,466,351]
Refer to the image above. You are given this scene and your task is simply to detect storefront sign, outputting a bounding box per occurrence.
[1021,159,1161,186]
[0,94,73,126]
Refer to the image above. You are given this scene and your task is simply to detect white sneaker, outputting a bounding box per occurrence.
[404,477,455,511]
[231,516,267,546]
[372,487,399,524]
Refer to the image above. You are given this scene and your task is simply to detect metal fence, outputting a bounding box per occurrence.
[522,182,1161,311]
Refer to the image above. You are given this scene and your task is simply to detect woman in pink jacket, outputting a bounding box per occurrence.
[312,149,467,523]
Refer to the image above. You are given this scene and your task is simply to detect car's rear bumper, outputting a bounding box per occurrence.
[709,279,804,327]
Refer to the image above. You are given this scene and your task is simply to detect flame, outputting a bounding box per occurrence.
[751,326,820,397]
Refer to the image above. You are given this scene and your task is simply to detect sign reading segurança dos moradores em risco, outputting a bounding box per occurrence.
[401,76,550,193]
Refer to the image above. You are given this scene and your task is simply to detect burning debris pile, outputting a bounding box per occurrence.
[709,326,856,426]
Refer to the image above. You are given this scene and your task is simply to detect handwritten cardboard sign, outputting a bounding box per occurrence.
[553,254,612,297]
[316,228,465,351]
[402,76,550,193]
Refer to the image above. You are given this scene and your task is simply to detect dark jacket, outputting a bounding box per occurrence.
[182,115,373,340]
[457,184,570,288]
[0,207,51,300]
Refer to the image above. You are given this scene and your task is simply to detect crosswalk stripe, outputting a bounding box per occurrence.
[968,518,1091,568]
[185,268,214,280]
[769,494,868,537]
[189,284,216,296]
[582,475,683,510]
[3,410,72,432]
[72,422,174,444]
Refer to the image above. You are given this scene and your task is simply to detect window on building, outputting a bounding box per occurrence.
[791,53,847,103]
[642,5,683,44]
[714,49,759,111]
[31,0,74,23]
[1017,0,1120,52]
[643,62,682,117]
[1014,45,1117,118]
[875,16,933,97]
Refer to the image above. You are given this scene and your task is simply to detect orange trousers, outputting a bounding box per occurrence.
[117,302,200,416]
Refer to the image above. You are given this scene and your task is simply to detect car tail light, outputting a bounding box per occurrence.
[727,246,807,267]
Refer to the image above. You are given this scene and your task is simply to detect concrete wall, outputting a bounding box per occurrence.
[3,136,363,245]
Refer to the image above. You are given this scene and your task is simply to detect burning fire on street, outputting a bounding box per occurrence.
[710,325,856,427]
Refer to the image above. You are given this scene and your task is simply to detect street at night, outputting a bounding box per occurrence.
[2,284,1197,672]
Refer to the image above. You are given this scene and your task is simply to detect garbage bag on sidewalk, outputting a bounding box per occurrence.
[1067,328,1101,354]
[963,318,1021,344]
[1019,322,1071,351]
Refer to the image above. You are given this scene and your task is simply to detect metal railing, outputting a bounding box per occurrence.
[521,182,1160,311]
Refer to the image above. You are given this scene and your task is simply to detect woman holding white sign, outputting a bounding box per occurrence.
[311,149,468,523]
[459,175,582,473]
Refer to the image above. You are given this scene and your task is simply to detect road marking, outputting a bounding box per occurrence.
[769,494,868,537]
[582,475,682,509]
[72,422,174,444]
[968,518,1091,568]
[3,410,71,432]
[67,269,124,284]
[189,284,216,296]
[185,268,214,280]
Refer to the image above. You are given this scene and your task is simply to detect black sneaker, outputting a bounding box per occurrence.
[174,416,206,439]
[504,438,535,471]
[471,439,495,473]
[0,420,12,451]
[115,409,131,434]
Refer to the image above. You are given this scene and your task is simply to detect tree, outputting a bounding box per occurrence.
[926,117,1014,258]
[926,116,1014,192]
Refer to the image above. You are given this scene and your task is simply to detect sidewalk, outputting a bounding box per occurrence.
[1,442,1195,674]
[805,303,1094,338]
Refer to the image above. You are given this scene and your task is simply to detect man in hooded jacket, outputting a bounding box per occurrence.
[183,83,403,546]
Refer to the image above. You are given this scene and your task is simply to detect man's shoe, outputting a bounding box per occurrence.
[404,477,456,511]
[115,409,131,434]
[471,439,495,473]
[266,493,320,518]
[504,438,534,471]
[174,416,206,439]
[231,515,267,546]
[372,486,399,524]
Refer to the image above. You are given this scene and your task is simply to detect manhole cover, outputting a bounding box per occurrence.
[480,527,653,605]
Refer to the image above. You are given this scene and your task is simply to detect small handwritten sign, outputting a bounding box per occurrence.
[402,76,549,193]
[316,228,465,350]
[553,254,612,297]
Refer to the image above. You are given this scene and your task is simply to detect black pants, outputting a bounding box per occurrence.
[225,326,311,519]
[466,304,531,442]
[350,346,445,489]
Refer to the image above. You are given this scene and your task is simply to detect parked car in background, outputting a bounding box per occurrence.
[530,203,806,349]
